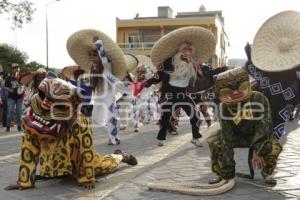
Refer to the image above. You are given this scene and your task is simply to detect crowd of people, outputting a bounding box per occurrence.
[2,9,300,196]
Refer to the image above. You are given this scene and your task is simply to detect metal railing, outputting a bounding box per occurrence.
[118,42,155,50]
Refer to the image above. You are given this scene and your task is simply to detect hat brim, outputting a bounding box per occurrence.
[151,26,216,66]
[62,65,80,79]
[252,10,300,72]
[132,55,156,76]
[125,54,139,73]
[67,29,127,80]
[20,71,47,86]
[19,72,33,86]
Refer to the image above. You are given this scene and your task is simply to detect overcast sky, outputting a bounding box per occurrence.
[1,0,300,69]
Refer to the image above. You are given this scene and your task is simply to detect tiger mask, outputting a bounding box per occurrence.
[22,72,85,141]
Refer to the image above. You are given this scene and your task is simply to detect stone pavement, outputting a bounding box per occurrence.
[75,121,300,200]
[1,120,300,200]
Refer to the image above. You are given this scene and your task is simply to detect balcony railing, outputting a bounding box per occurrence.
[118,42,155,50]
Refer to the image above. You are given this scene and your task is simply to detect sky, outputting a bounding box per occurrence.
[1,0,300,69]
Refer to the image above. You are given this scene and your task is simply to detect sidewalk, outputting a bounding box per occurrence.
[76,121,300,200]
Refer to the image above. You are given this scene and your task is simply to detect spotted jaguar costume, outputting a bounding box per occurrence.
[7,73,137,190]
[207,67,282,183]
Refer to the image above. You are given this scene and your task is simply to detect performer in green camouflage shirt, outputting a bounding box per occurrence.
[207,67,282,184]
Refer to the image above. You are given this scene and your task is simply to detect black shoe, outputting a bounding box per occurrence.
[114,149,138,166]
[17,126,22,132]
[208,176,222,184]
[6,127,10,132]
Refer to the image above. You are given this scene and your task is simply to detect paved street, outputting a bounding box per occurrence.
[0,119,299,200]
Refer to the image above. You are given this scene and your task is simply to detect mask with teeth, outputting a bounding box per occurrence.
[21,72,84,141]
[216,67,252,105]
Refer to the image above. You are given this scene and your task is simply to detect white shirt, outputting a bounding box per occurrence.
[168,73,190,88]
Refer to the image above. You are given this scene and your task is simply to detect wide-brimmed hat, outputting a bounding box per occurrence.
[67,29,127,80]
[62,65,85,80]
[125,54,139,73]
[11,63,20,68]
[132,55,156,76]
[19,68,47,86]
[252,10,300,72]
[151,26,216,66]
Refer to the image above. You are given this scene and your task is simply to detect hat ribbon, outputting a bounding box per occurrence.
[94,40,132,95]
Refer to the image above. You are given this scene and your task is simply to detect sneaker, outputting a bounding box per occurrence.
[114,149,138,166]
[157,140,164,146]
[116,138,121,145]
[191,138,203,147]
[108,138,121,145]
[170,130,178,135]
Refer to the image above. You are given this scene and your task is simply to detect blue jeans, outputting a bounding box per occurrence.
[6,98,23,128]
[1,99,7,127]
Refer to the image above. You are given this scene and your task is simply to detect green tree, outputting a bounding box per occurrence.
[0,0,36,28]
[24,61,56,73]
[24,61,46,72]
[0,43,56,73]
[0,43,28,72]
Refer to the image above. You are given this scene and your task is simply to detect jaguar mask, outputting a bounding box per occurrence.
[22,72,84,141]
[216,67,251,105]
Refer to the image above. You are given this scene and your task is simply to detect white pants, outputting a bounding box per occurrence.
[92,92,119,144]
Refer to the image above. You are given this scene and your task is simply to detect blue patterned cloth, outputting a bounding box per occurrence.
[246,64,300,138]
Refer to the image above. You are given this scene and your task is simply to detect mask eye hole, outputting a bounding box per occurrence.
[53,104,68,110]
[38,89,45,100]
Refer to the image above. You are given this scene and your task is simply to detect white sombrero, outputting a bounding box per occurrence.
[67,29,127,80]
[151,26,216,66]
[252,10,300,72]
[19,68,47,86]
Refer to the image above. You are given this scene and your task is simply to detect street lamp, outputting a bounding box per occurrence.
[46,0,61,71]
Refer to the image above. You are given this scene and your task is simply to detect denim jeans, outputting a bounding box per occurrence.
[1,99,7,127]
[6,98,23,128]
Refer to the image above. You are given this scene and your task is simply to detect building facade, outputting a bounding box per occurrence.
[116,6,229,67]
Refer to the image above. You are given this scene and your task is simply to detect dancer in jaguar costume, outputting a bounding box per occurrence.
[5,73,137,190]
[207,67,282,185]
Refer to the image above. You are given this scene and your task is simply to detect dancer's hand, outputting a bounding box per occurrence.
[79,181,95,190]
[252,151,265,169]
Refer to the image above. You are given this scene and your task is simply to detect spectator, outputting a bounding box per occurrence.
[0,72,8,127]
[5,63,24,132]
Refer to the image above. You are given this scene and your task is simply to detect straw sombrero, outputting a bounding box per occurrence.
[62,65,85,80]
[252,10,300,72]
[132,55,156,76]
[125,54,139,73]
[67,29,127,80]
[19,68,47,86]
[151,26,216,66]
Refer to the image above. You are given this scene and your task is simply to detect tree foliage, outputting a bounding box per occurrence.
[0,43,28,72]
[0,43,55,73]
[25,61,46,72]
[0,0,36,28]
